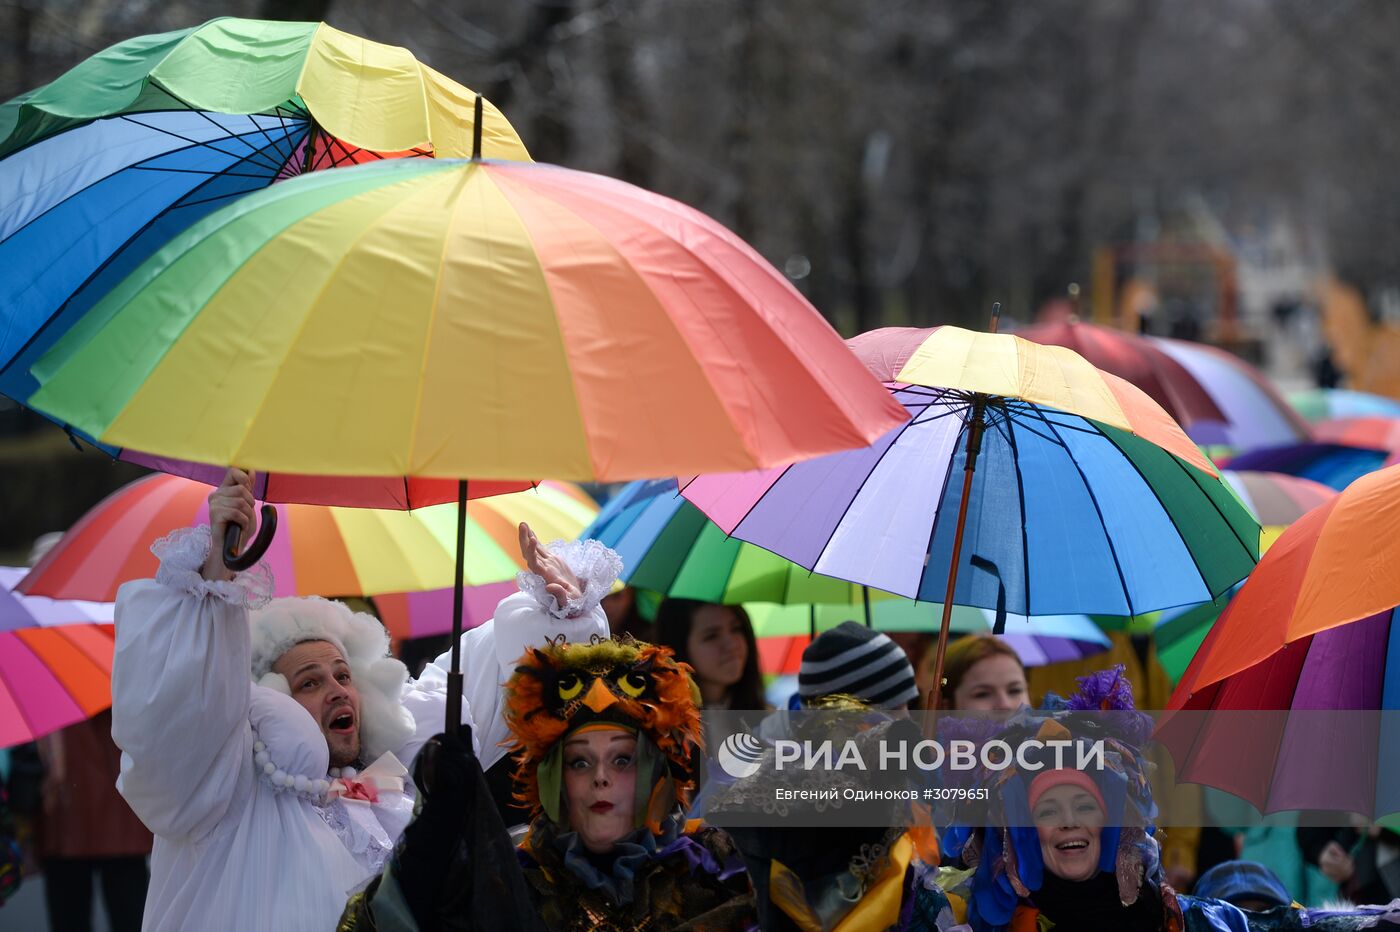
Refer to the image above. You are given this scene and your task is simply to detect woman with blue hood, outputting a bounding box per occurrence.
[938,667,1254,931]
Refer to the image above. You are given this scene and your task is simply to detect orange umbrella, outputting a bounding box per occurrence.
[1171,463,1400,699]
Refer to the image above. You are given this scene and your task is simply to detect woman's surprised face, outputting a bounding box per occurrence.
[1033,784,1105,882]
[686,604,748,689]
[563,729,639,854]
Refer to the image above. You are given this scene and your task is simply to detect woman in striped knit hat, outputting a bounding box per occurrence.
[798,620,921,711]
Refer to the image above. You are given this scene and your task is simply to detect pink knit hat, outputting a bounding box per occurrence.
[1027,768,1106,815]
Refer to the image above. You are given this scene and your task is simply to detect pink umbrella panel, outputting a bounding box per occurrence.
[0,566,115,747]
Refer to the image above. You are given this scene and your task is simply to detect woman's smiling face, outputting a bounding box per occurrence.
[1033,783,1105,881]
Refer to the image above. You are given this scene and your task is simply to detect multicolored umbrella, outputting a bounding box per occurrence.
[25,154,903,483]
[1172,462,1400,695]
[684,323,1259,707]
[1014,320,1228,432]
[1288,388,1400,422]
[19,124,904,730]
[586,479,1111,674]
[1163,464,1400,815]
[1,17,528,410]
[1146,337,1311,453]
[1225,442,1388,491]
[0,566,115,747]
[852,325,1307,456]
[19,474,596,603]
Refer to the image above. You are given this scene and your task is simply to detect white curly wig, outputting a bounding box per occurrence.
[249,596,415,763]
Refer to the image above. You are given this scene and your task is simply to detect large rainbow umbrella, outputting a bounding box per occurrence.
[1162,464,1400,816]
[0,566,115,747]
[24,155,902,482]
[683,324,1259,706]
[1288,388,1400,422]
[19,136,906,729]
[0,17,527,411]
[1,18,531,510]
[20,474,597,603]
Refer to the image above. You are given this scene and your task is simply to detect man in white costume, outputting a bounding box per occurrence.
[111,469,621,931]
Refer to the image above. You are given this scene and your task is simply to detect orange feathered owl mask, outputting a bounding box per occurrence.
[503,636,704,831]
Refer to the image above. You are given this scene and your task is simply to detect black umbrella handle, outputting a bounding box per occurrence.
[223,505,278,572]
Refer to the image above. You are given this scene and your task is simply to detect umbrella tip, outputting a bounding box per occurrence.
[989,301,1002,334]
[472,94,484,161]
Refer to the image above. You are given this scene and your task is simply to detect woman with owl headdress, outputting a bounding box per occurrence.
[340,555,756,931]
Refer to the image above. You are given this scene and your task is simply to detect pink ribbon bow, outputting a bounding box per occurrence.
[327,752,408,806]
[330,777,379,804]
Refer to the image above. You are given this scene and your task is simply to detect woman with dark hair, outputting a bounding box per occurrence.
[653,599,768,713]
[939,633,1029,712]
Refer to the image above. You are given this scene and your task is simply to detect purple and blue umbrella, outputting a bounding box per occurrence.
[1225,442,1389,491]
[586,479,1112,667]
[682,383,1258,619]
[1148,337,1311,453]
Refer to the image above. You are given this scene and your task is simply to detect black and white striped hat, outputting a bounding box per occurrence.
[798,621,919,709]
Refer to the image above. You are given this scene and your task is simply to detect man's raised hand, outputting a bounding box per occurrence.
[203,468,257,582]
[519,522,582,611]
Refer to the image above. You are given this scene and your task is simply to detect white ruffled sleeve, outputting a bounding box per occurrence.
[418,539,620,771]
[110,527,270,842]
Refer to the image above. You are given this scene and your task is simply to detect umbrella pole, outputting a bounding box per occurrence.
[928,395,989,712]
[925,305,1000,721]
[862,585,872,628]
[444,478,468,735]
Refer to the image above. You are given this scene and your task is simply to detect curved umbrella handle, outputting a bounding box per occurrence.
[223,504,278,572]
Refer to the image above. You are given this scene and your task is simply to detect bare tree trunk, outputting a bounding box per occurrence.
[601,9,654,188]
[487,0,576,164]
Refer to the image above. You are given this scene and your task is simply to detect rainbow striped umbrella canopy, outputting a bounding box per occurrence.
[685,327,1258,616]
[1,17,527,412]
[23,155,905,482]
[0,566,115,747]
[20,474,598,602]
